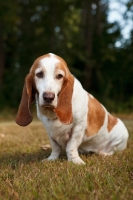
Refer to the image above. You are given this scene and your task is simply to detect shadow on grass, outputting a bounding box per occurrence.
[0,149,52,167]
[0,149,94,168]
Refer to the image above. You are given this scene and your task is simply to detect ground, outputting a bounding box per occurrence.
[0,116,133,200]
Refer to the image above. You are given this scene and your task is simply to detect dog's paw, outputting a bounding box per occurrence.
[41,155,59,162]
[69,157,85,165]
[99,151,113,156]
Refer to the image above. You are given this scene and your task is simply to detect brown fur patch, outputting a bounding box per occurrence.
[107,114,118,132]
[54,72,74,125]
[53,57,74,125]
[55,62,66,76]
[30,54,50,73]
[86,94,105,136]
[15,74,34,126]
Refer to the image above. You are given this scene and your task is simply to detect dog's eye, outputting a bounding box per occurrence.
[36,71,43,78]
[56,74,63,80]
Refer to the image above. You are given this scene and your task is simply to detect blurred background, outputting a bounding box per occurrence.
[0,0,133,113]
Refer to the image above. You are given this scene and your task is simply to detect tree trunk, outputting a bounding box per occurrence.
[95,0,101,36]
[0,37,5,87]
[81,0,93,90]
[81,0,102,91]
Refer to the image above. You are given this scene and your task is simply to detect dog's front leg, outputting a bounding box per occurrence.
[42,136,61,161]
[66,125,85,165]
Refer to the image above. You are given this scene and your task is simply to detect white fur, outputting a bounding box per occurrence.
[35,53,129,164]
[35,55,64,108]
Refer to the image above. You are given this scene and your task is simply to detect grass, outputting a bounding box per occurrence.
[0,117,133,200]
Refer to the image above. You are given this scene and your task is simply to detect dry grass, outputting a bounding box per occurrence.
[0,118,133,200]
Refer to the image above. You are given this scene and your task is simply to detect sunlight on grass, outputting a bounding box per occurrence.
[0,119,133,200]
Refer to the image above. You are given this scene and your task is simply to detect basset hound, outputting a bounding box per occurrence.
[15,53,129,164]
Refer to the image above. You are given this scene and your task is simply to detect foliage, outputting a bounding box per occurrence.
[0,0,133,111]
[0,119,133,200]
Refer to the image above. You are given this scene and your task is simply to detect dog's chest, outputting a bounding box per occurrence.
[42,117,73,148]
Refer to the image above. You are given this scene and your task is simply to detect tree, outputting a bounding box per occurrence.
[0,0,133,112]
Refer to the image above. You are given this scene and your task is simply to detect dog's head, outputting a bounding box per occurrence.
[15,53,74,126]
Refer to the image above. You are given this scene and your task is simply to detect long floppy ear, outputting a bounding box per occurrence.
[15,74,35,126]
[54,74,74,125]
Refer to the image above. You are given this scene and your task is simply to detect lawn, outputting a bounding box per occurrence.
[0,117,133,200]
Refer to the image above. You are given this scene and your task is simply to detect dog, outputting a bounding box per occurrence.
[15,53,129,164]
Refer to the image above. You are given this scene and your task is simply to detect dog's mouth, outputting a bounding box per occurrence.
[41,104,55,109]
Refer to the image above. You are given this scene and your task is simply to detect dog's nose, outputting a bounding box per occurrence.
[43,92,55,103]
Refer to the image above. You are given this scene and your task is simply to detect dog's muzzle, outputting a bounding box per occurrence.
[43,92,55,103]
